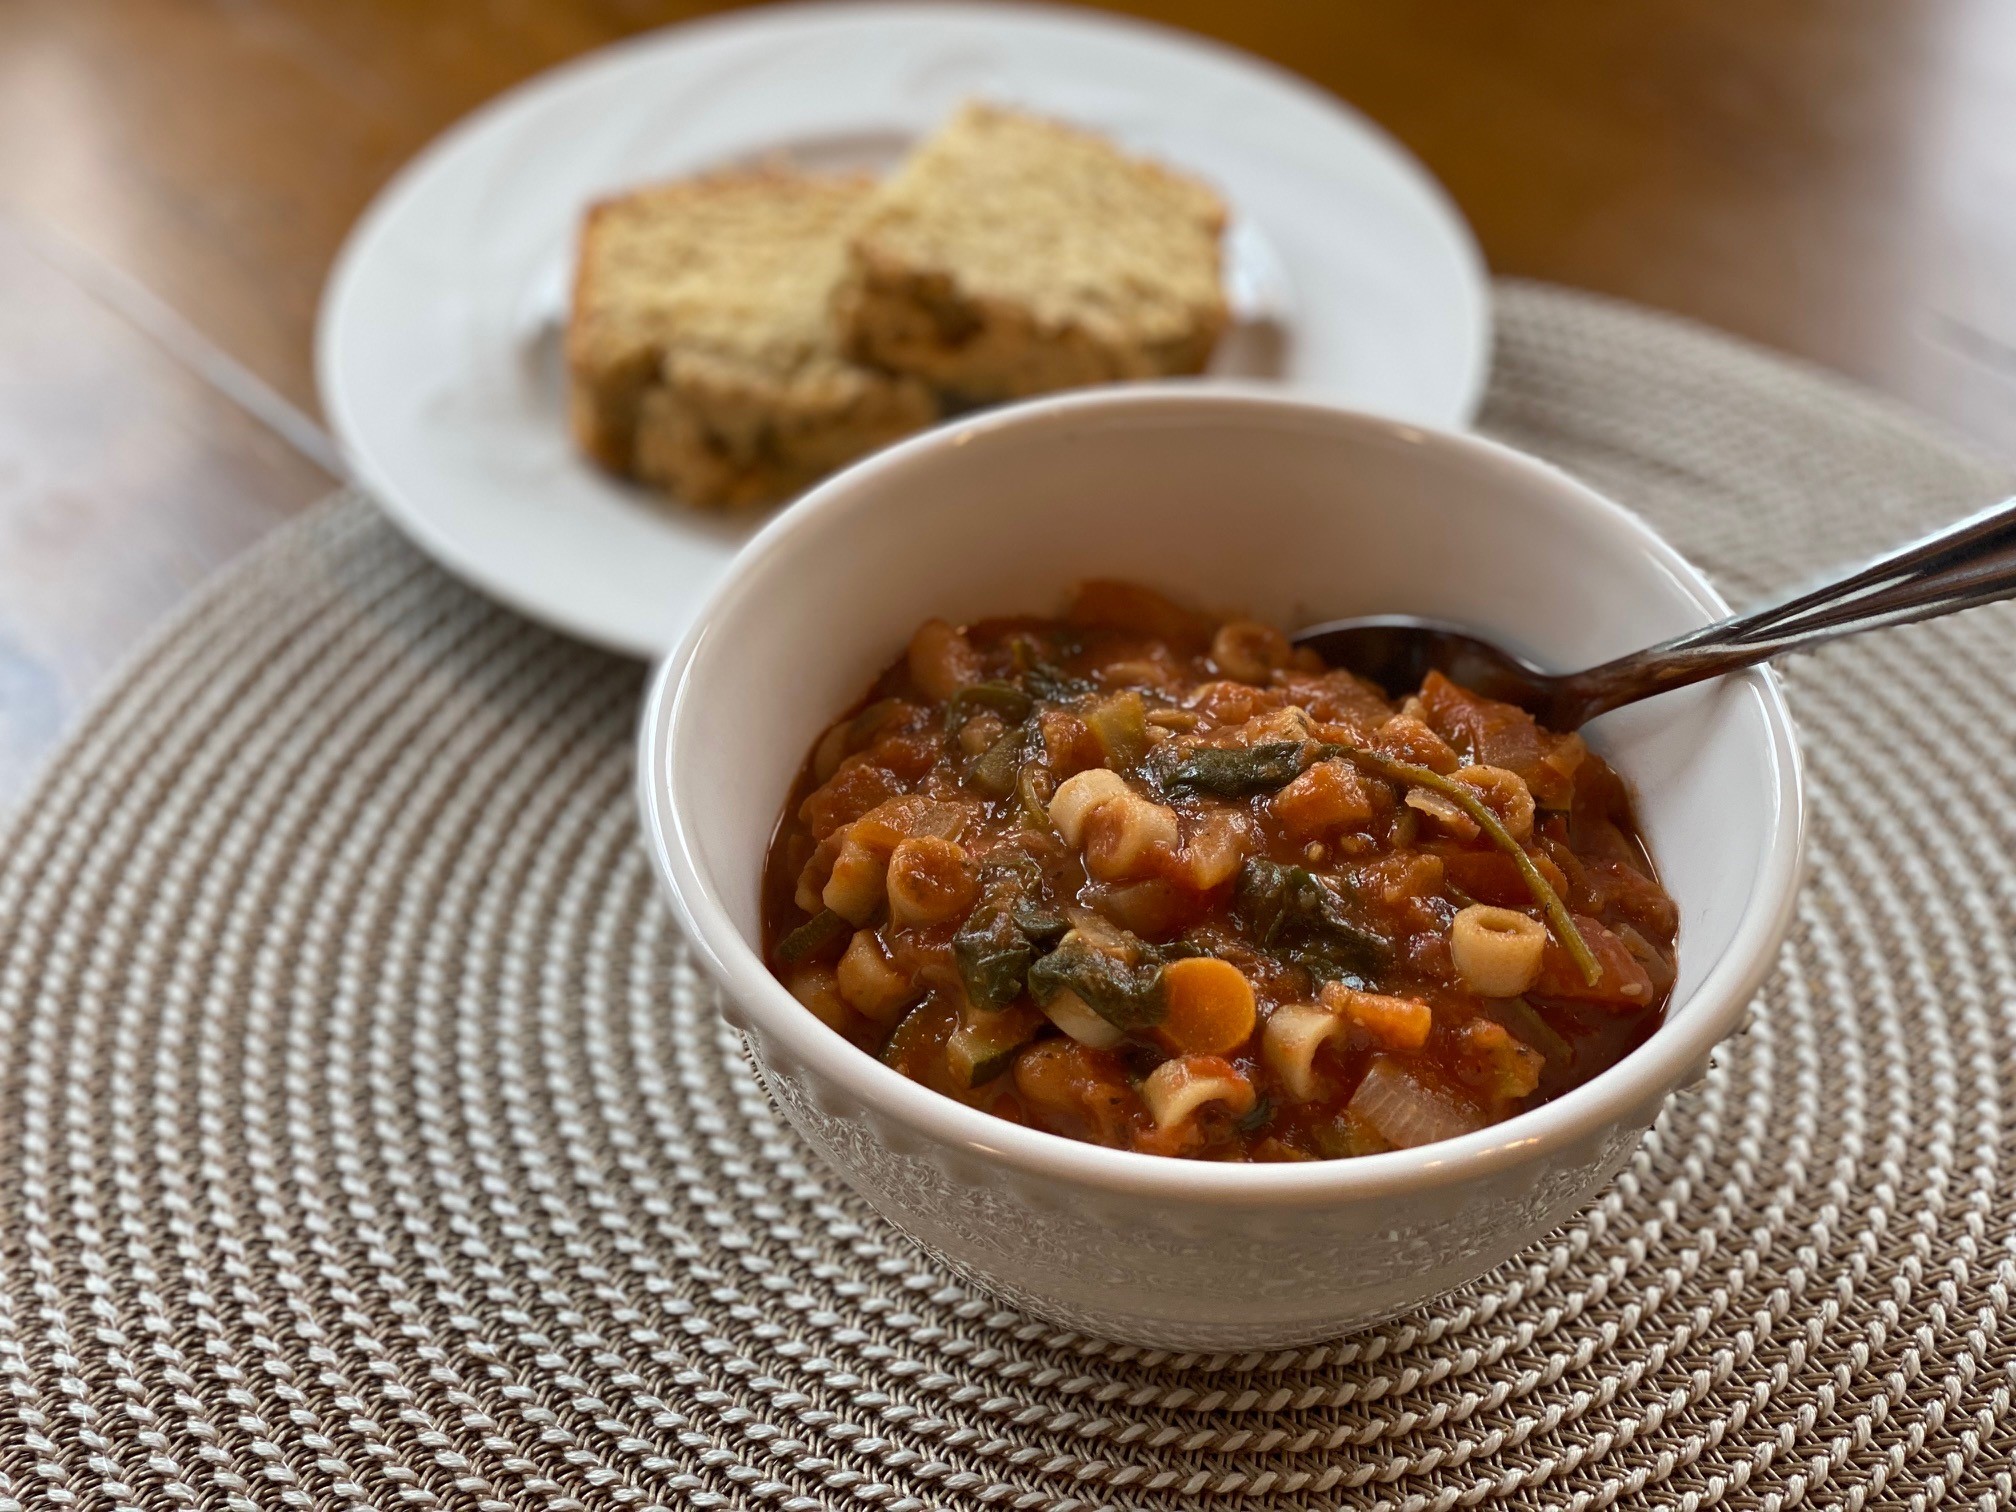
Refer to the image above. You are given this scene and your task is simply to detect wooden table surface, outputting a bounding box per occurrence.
[2,0,2012,802]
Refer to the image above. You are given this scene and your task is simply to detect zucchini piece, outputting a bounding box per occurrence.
[776,908,851,964]
[1015,761,1053,830]
[947,1003,1045,1088]
[879,997,939,1070]
[1082,690,1149,773]
[1039,988,1126,1049]
[968,727,1026,797]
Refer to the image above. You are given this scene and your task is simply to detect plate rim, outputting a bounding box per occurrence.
[316,0,1492,658]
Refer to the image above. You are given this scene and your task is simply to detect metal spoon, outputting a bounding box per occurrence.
[1293,495,2016,730]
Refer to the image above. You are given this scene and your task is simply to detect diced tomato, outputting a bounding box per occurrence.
[865,730,943,783]
[1439,847,1534,907]
[1276,669,1391,728]
[1583,859,1680,944]
[1272,759,1373,841]
[1186,680,1281,729]
[800,762,903,840]
[1038,709,1105,776]
[1531,914,1657,1010]
[1012,1040,1143,1148]
[1417,672,1580,808]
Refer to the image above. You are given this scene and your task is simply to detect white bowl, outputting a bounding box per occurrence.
[638,386,1805,1349]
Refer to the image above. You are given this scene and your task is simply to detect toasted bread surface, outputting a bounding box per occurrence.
[837,103,1229,401]
[568,169,935,507]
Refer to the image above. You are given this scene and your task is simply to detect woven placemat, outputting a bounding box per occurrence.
[3,282,2014,1512]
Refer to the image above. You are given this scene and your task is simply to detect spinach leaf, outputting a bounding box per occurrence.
[1004,629,1094,701]
[1012,899,1068,941]
[1234,858,1321,946]
[1142,937,1210,966]
[953,903,1033,1010]
[1283,943,1378,989]
[1234,858,1389,980]
[952,853,1067,1007]
[1153,741,1308,797]
[980,849,1046,894]
[1026,934,1167,1031]
[1020,661,1096,702]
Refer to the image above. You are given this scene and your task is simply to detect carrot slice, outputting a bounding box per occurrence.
[1156,957,1258,1055]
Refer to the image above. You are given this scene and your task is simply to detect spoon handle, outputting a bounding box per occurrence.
[1551,495,2016,727]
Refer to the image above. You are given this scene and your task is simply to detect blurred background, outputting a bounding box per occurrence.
[1,0,2012,801]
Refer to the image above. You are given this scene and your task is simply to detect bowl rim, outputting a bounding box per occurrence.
[638,383,1806,1208]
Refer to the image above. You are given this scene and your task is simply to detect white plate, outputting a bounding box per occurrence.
[317,0,1490,657]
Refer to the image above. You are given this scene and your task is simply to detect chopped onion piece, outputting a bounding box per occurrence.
[1346,1058,1487,1150]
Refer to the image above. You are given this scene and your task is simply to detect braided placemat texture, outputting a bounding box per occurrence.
[3,281,2014,1512]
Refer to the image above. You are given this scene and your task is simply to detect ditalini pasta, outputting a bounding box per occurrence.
[764,582,1678,1161]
